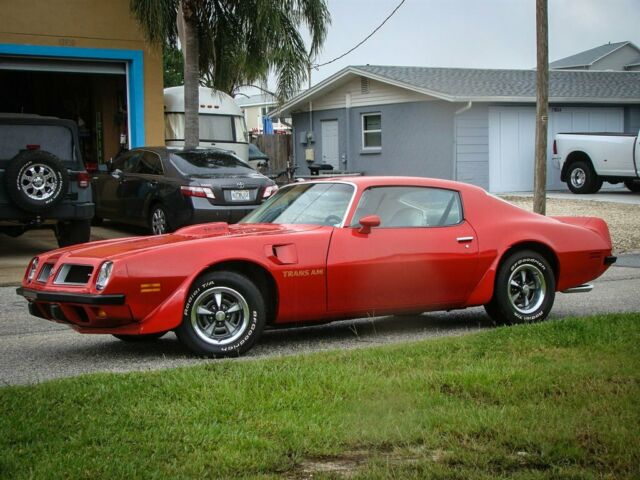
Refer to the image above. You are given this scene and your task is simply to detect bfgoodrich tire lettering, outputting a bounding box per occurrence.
[176,271,266,357]
[484,250,555,325]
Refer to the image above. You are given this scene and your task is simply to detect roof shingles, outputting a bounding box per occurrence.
[354,65,640,100]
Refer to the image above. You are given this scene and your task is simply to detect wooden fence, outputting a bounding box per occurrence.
[255,134,292,174]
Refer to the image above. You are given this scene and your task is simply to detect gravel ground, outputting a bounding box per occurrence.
[502,196,640,254]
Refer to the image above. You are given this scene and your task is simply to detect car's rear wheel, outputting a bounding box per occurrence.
[176,271,266,357]
[567,160,600,194]
[149,204,171,235]
[484,250,556,324]
[112,332,167,342]
[55,219,91,247]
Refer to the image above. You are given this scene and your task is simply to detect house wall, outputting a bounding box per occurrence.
[0,0,164,146]
[624,106,640,133]
[592,44,640,71]
[312,77,431,111]
[293,100,457,179]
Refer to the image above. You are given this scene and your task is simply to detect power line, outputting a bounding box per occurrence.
[312,0,407,69]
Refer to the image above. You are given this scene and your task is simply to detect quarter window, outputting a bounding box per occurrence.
[351,186,463,228]
[362,113,381,149]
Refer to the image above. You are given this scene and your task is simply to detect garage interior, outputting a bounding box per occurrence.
[0,57,129,168]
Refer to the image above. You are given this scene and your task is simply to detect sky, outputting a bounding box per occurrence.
[254,0,640,93]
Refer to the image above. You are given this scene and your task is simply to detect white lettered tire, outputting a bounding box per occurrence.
[176,271,266,356]
[484,250,556,324]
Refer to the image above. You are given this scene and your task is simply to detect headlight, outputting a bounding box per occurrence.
[95,261,113,291]
[26,257,39,283]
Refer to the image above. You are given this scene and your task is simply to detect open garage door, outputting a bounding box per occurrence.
[0,55,129,168]
[489,106,623,192]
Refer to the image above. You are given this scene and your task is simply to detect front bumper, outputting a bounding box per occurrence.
[17,287,131,328]
[17,287,125,305]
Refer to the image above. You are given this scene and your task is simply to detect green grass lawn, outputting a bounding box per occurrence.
[1,313,639,479]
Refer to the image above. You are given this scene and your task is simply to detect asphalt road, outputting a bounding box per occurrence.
[1,264,638,386]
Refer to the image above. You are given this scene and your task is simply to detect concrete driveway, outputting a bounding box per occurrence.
[0,222,141,286]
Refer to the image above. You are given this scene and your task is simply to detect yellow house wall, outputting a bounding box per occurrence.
[1,0,164,146]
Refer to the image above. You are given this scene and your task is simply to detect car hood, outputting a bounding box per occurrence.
[60,223,323,260]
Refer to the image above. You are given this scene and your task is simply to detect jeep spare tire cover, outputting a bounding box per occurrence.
[4,150,69,212]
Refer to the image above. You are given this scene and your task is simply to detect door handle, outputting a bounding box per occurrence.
[456,236,474,243]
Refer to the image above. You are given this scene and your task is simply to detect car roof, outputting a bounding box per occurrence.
[306,175,486,193]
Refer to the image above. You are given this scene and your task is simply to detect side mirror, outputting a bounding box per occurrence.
[358,215,381,234]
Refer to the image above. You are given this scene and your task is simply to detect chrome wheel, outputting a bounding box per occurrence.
[570,167,586,189]
[151,207,167,234]
[507,264,547,315]
[190,286,250,346]
[20,163,58,201]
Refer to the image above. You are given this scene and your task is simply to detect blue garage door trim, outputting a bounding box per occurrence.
[0,44,145,147]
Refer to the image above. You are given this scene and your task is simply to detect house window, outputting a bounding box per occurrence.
[362,113,381,149]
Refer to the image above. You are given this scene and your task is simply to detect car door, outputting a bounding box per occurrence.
[121,150,164,224]
[94,152,134,220]
[326,186,479,315]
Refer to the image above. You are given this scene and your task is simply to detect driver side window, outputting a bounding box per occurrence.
[350,186,463,228]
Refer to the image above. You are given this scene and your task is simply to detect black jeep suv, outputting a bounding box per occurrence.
[0,114,94,247]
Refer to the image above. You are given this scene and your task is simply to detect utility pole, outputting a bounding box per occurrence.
[533,0,549,215]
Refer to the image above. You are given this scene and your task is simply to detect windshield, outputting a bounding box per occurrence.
[241,182,355,226]
[170,151,255,176]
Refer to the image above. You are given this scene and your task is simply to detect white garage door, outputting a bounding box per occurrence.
[489,107,623,192]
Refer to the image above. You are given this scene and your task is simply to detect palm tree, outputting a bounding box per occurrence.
[130,0,330,149]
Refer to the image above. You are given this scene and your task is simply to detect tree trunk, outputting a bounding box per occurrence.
[533,0,549,215]
[182,0,200,149]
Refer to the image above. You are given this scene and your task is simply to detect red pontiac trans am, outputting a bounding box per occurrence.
[17,177,616,356]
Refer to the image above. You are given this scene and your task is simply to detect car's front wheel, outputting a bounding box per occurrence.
[484,250,556,324]
[624,179,640,192]
[176,271,266,357]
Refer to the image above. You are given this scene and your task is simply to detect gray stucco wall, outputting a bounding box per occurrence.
[292,100,457,179]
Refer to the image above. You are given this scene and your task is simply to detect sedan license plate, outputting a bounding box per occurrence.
[231,189,250,201]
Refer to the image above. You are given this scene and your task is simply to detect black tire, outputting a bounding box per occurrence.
[566,160,599,194]
[149,204,171,235]
[484,250,556,324]
[56,219,91,248]
[176,271,266,357]
[624,179,640,193]
[4,150,69,212]
[113,332,167,342]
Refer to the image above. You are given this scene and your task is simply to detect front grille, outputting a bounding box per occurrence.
[54,264,94,286]
[37,263,55,283]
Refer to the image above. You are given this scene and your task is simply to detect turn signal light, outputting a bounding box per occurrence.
[181,186,215,199]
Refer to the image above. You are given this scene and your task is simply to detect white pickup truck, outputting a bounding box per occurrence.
[553,130,640,194]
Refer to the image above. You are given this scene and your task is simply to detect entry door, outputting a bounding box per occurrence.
[321,120,340,168]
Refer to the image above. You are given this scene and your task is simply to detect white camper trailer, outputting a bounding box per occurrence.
[164,86,249,161]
